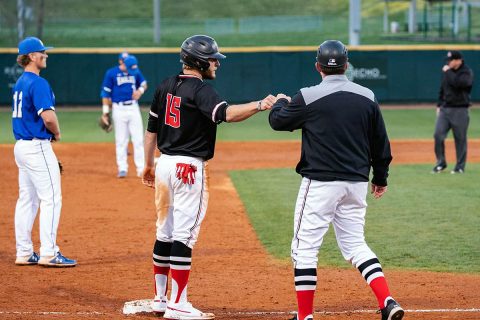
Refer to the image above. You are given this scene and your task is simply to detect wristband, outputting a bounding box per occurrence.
[102,104,110,114]
[257,100,263,111]
[138,87,145,94]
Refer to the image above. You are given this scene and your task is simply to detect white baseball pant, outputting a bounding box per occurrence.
[154,154,209,249]
[14,139,62,257]
[291,178,378,269]
[112,101,144,175]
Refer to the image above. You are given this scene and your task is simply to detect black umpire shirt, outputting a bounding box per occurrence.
[147,73,229,160]
[269,75,392,186]
[438,62,474,108]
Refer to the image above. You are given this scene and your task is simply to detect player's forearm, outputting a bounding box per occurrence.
[102,98,112,114]
[144,131,157,167]
[226,101,261,122]
[40,110,61,139]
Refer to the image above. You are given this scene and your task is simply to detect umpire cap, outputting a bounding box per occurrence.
[316,40,348,68]
[445,50,463,61]
[180,35,226,71]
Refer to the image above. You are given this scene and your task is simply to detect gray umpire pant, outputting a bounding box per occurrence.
[434,107,470,171]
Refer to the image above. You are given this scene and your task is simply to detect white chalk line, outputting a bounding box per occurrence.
[1,308,479,316]
[226,308,480,315]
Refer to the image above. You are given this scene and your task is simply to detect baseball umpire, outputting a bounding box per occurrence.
[269,40,403,320]
[12,37,76,267]
[432,50,474,174]
[142,35,278,319]
[100,53,148,178]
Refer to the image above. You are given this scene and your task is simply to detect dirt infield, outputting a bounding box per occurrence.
[0,140,479,320]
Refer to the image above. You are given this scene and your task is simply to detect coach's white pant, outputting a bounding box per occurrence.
[154,154,209,249]
[291,179,377,269]
[112,102,144,174]
[14,140,62,257]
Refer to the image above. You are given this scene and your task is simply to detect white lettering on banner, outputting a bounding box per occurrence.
[116,75,136,86]
[346,62,387,82]
[4,63,24,89]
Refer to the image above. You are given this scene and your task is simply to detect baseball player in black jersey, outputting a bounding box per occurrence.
[142,35,278,319]
[269,40,404,320]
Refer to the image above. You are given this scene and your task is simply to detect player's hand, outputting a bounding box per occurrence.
[442,65,450,72]
[53,133,61,142]
[259,94,277,111]
[142,166,156,188]
[101,113,110,123]
[371,183,387,199]
[276,93,291,102]
[132,89,143,100]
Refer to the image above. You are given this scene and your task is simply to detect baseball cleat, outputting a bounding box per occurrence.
[151,296,168,313]
[380,299,404,320]
[118,171,127,178]
[38,252,77,267]
[163,302,215,319]
[451,168,464,174]
[431,164,446,173]
[15,252,40,265]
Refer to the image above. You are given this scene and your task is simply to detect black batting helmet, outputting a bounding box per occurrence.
[180,35,226,71]
[316,40,348,69]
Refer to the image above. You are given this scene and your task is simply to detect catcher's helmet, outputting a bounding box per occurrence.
[180,35,226,71]
[316,40,348,69]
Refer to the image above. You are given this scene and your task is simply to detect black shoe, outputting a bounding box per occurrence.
[431,164,447,173]
[450,168,464,174]
[380,299,404,320]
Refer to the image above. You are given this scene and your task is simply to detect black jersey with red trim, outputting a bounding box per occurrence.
[147,73,229,160]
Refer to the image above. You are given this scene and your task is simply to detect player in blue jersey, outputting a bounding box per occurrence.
[12,37,76,267]
[100,54,148,178]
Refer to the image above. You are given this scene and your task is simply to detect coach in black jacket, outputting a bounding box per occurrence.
[269,40,403,320]
[433,50,474,174]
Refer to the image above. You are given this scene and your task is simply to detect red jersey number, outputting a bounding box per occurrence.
[165,93,181,128]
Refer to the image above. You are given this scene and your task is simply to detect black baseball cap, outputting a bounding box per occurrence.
[445,50,463,61]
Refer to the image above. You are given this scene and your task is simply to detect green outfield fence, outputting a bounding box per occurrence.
[1,45,479,105]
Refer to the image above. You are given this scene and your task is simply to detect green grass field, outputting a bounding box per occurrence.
[1,108,479,143]
[229,165,480,273]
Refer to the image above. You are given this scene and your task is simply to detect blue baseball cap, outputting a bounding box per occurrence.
[124,55,139,74]
[118,51,129,61]
[18,37,53,55]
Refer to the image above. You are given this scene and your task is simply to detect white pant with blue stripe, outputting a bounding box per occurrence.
[14,139,62,257]
[112,102,144,175]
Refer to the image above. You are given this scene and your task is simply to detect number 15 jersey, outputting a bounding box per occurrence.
[147,73,229,160]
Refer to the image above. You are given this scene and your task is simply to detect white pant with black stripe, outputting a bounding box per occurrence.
[154,154,209,249]
[291,178,377,269]
[14,139,62,257]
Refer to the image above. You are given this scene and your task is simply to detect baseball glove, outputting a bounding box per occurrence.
[99,113,113,133]
[58,161,64,175]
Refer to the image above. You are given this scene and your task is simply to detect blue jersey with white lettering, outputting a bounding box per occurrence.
[12,72,56,140]
[100,66,146,103]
